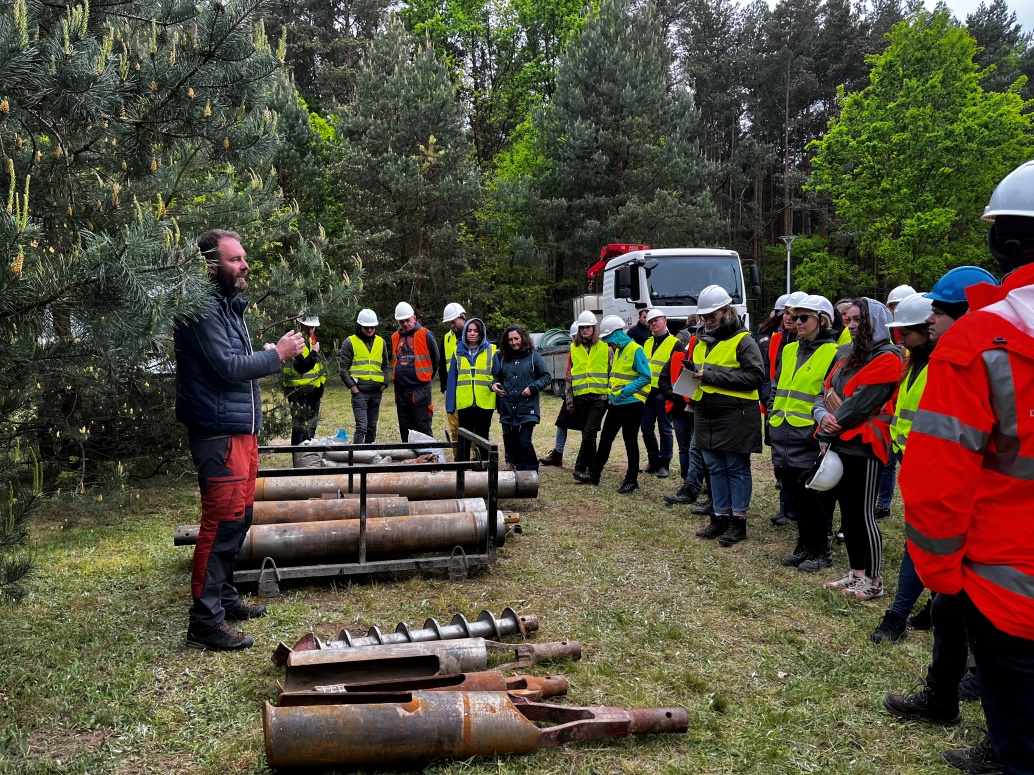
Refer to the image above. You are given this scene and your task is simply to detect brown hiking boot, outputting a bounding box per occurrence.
[718,517,747,547]
[538,449,563,467]
[695,515,729,540]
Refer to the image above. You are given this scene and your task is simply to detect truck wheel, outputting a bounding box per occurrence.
[551,379,565,397]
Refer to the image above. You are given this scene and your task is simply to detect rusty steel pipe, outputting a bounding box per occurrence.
[253,496,410,523]
[229,511,505,565]
[253,470,538,501]
[263,691,689,768]
[276,671,569,704]
[283,638,490,692]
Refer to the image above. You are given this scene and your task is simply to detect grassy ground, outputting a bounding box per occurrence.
[1,380,986,774]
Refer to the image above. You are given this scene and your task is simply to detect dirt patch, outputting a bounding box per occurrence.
[23,726,114,760]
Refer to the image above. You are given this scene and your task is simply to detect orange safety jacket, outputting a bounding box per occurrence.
[823,352,903,464]
[664,337,697,414]
[391,328,434,382]
[900,263,1034,641]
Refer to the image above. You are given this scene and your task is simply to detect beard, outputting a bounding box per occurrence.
[213,265,247,296]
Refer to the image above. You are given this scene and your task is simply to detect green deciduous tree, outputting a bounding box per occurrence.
[808,9,1033,291]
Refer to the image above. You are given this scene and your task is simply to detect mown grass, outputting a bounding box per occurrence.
[1,380,985,773]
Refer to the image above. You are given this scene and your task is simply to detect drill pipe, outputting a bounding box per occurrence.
[228,510,506,565]
[271,607,536,666]
[276,671,569,704]
[253,469,538,501]
[283,638,488,692]
[263,691,689,768]
[282,638,582,692]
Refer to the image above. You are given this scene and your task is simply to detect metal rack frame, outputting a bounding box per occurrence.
[237,429,499,593]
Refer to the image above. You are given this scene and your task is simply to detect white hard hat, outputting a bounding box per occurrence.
[645,308,666,323]
[696,285,733,315]
[569,322,579,337]
[297,312,320,327]
[806,449,844,491]
[785,291,808,309]
[356,308,378,327]
[774,293,790,311]
[575,310,597,327]
[394,301,415,321]
[887,293,933,328]
[442,302,466,323]
[886,284,917,306]
[599,315,626,338]
[795,294,834,322]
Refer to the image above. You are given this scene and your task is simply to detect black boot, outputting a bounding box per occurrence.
[882,685,961,726]
[655,459,670,478]
[691,499,714,516]
[617,480,639,494]
[695,514,729,540]
[718,517,747,547]
[780,543,809,567]
[641,455,660,475]
[663,483,698,505]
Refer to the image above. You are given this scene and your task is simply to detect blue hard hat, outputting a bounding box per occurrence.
[924,266,999,305]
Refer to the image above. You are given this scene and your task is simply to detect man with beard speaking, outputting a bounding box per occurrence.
[174,230,304,651]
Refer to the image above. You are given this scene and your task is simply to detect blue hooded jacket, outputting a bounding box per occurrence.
[601,329,651,406]
[445,318,498,414]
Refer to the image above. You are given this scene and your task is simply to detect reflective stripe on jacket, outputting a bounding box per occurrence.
[283,342,325,388]
[692,332,760,401]
[644,334,678,388]
[770,341,838,427]
[392,328,434,382]
[571,341,610,396]
[610,341,650,403]
[347,335,386,383]
[890,363,928,453]
[455,345,497,410]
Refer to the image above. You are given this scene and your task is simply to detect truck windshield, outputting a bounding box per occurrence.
[646,256,743,305]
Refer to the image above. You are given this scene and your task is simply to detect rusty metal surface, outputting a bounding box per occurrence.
[489,639,583,670]
[282,638,490,692]
[229,511,505,565]
[400,497,486,515]
[271,607,537,667]
[277,671,569,704]
[253,469,538,501]
[253,496,410,523]
[263,691,688,768]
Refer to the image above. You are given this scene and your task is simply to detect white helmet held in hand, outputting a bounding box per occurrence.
[886,293,933,328]
[356,308,378,327]
[394,301,415,321]
[442,302,466,323]
[887,284,917,306]
[599,315,626,338]
[806,449,844,491]
[796,294,834,323]
[575,310,598,328]
[696,285,733,315]
[569,322,579,337]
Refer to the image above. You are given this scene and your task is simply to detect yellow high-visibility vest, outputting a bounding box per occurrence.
[570,341,609,396]
[347,335,385,383]
[690,332,758,401]
[890,363,929,454]
[769,341,838,427]
[838,327,852,346]
[644,334,678,389]
[444,330,457,373]
[609,342,649,403]
[455,345,497,410]
[283,343,325,388]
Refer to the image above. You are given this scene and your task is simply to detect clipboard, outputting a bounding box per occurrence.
[673,369,702,398]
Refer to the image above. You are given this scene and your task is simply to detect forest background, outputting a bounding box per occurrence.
[0,0,1032,594]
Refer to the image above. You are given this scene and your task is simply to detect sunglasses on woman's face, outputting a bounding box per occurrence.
[791,314,814,323]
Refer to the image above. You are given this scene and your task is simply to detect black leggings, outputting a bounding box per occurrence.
[591,402,645,483]
[829,453,884,578]
[456,406,493,461]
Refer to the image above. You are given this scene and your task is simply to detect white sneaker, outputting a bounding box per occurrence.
[823,572,857,590]
[853,578,884,601]
[840,574,872,596]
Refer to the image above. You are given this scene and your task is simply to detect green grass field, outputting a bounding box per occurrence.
[1,381,985,774]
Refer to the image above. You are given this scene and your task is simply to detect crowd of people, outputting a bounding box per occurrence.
[174,164,1034,775]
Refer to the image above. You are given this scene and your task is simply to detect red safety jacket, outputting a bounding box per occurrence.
[824,352,903,464]
[900,263,1034,641]
[768,331,783,381]
[664,336,697,413]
